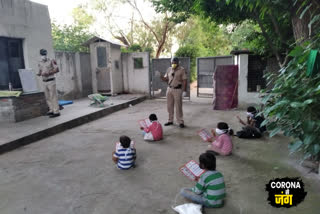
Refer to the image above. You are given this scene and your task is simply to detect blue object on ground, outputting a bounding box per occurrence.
[58,100,73,106]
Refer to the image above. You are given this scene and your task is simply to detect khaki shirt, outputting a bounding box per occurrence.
[38,58,59,81]
[164,66,187,88]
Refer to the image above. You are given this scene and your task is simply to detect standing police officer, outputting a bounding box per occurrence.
[161,57,187,128]
[37,49,60,118]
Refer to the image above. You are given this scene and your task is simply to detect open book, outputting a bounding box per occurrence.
[197,129,213,142]
[180,160,206,181]
[138,118,152,129]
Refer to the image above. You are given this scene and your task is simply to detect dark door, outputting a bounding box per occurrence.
[0,37,24,90]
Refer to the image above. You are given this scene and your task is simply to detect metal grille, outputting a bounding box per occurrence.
[197,56,233,97]
[151,57,190,99]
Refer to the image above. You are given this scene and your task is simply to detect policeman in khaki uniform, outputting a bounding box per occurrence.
[37,49,60,118]
[161,57,187,128]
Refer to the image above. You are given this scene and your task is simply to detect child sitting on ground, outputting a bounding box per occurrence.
[180,150,226,208]
[112,136,136,170]
[236,106,266,138]
[206,122,233,156]
[140,113,163,141]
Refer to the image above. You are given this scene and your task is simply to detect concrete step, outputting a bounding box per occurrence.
[0,95,146,155]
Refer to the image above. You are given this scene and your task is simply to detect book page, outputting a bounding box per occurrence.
[180,166,196,181]
[145,119,152,127]
[185,160,205,177]
[198,129,213,142]
[139,118,152,129]
[139,120,147,128]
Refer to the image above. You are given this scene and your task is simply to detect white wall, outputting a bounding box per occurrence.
[236,54,261,108]
[122,52,150,94]
[0,0,54,91]
[110,44,123,94]
[54,52,83,99]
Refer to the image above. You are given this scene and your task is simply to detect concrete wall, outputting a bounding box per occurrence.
[0,0,54,91]
[79,53,93,97]
[234,54,261,108]
[110,44,123,94]
[55,52,92,100]
[122,52,150,94]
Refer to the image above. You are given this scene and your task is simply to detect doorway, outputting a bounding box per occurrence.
[0,37,25,90]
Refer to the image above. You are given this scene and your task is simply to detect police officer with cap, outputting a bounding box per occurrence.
[160,57,187,128]
[37,49,60,118]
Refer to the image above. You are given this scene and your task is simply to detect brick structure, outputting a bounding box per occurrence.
[0,92,47,122]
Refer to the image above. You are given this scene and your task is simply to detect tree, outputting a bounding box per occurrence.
[152,0,320,67]
[91,0,177,58]
[260,1,320,161]
[51,6,95,52]
[174,16,233,81]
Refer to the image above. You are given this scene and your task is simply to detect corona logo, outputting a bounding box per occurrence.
[265,177,307,208]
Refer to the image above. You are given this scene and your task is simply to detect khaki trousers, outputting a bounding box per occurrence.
[166,87,184,124]
[43,80,59,114]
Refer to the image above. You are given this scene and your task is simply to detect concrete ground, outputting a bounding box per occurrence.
[0,94,145,146]
[0,99,319,214]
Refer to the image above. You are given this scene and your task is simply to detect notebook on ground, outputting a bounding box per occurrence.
[180,160,205,181]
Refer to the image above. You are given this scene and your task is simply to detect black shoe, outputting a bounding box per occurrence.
[49,113,60,118]
[179,124,185,128]
[164,122,173,126]
[46,112,54,116]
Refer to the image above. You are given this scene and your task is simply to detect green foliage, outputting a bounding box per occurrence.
[261,34,320,161]
[175,45,199,82]
[175,16,232,82]
[121,44,154,57]
[51,6,94,52]
[176,16,232,56]
[228,20,269,55]
[51,22,94,52]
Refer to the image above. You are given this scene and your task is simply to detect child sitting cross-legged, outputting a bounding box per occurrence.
[236,106,266,138]
[140,113,163,141]
[207,122,233,156]
[180,151,226,208]
[112,136,136,170]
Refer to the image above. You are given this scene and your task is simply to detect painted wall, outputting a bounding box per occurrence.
[235,54,261,108]
[0,0,54,91]
[54,52,91,100]
[110,44,123,94]
[79,53,93,97]
[122,52,150,94]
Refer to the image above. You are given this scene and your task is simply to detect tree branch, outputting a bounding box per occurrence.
[269,13,285,45]
[125,0,161,43]
[255,14,284,68]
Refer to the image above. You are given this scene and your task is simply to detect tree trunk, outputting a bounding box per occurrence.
[291,0,311,43]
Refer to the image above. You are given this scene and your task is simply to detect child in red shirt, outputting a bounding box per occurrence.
[140,114,163,141]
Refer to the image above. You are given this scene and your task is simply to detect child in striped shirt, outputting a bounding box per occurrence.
[112,136,136,170]
[180,151,226,208]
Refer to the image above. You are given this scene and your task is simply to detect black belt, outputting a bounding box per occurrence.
[169,85,182,89]
[43,78,55,82]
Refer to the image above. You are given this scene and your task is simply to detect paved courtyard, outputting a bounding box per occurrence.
[0,99,319,214]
